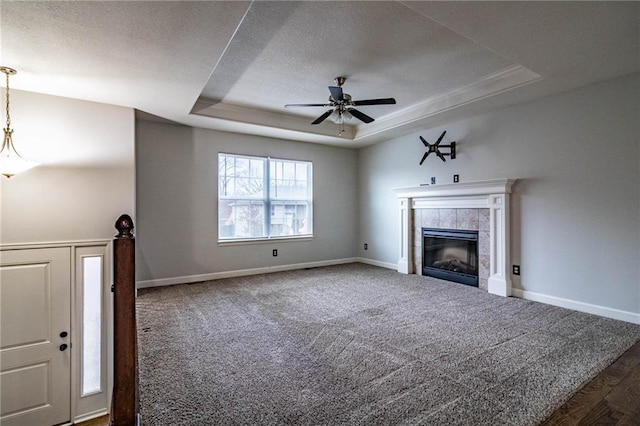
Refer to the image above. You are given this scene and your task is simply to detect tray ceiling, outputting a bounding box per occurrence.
[2,1,638,148]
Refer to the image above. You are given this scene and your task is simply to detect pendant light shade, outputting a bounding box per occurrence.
[1,66,39,178]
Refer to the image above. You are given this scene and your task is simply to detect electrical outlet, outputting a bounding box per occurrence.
[513,265,520,275]
[272,249,278,257]
[364,243,368,250]
[431,176,436,185]
[453,174,459,183]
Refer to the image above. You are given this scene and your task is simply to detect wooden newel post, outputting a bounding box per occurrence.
[111,214,140,426]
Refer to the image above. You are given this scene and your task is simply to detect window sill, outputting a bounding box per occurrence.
[218,235,314,247]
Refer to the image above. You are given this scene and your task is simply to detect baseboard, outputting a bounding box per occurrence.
[137,257,361,288]
[512,288,640,325]
[356,257,397,270]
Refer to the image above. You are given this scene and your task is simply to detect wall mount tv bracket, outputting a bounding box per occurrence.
[419,130,456,163]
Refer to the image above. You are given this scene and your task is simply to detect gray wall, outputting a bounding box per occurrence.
[135,121,358,282]
[358,73,639,315]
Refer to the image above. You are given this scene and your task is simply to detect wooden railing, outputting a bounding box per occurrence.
[111,214,140,426]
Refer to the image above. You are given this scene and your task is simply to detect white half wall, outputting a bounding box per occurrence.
[358,73,640,318]
[135,120,359,282]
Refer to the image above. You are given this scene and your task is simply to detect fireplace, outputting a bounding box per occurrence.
[395,179,516,296]
[422,228,479,287]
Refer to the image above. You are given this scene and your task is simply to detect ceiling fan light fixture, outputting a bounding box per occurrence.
[0,66,39,178]
[329,110,341,124]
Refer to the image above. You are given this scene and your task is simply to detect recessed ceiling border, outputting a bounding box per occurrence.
[354,64,541,140]
[188,64,541,145]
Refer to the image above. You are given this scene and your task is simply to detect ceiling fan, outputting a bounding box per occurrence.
[284,77,396,134]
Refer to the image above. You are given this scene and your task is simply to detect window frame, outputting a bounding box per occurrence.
[218,153,313,244]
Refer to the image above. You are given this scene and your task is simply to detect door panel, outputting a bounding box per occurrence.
[0,247,71,426]
[1,362,50,416]
[1,264,51,348]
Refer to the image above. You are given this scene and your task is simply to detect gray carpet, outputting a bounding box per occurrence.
[136,263,640,425]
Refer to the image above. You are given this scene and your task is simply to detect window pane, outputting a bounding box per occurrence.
[218,154,234,196]
[219,201,266,239]
[219,154,265,199]
[82,256,102,396]
[270,159,310,200]
[249,202,266,238]
[270,201,310,237]
[219,199,235,238]
[250,159,263,179]
[283,162,295,182]
[295,163,308,181]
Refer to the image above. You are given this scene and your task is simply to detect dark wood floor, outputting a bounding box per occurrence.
[78,340,640,426]
[542,339,640,425]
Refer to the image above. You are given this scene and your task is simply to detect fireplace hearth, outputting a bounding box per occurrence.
[423,228,479,287]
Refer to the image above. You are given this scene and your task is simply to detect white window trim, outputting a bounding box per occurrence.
[218,153,313,243]
[218,235,314,247]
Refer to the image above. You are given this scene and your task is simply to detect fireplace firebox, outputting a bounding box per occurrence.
[422,228,479,287]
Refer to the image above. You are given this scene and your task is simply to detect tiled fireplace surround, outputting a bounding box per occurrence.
[395,179,516,297]
[414,208,491,290]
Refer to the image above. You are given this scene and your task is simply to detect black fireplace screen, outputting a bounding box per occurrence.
[422,228,479,287]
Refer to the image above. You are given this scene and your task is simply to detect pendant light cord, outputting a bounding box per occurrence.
[4,70,10,130]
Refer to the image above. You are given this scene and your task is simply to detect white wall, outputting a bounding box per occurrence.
[135,120,358,283]
[358,73,639,317]
[0,90,136,244]
[0,90,135,422]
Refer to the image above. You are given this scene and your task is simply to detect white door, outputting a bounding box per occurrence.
[1,247,71,426]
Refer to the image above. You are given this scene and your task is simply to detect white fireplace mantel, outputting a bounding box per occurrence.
[394,179,516,297]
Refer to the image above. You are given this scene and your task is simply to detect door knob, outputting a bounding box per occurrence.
[59,344,68,351]
[60,331,68,338]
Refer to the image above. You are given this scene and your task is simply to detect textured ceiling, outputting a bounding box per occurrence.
[1,1,638,151]
[200,1,513,111]
[194,0,519,140]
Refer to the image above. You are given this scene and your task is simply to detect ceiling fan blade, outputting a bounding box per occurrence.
[285,103,329,108]
[351,98,396,106]
[329,86,343,102]
[434,130,447,146]
[419,151,430,165]
[311,109,334,125]
[348,108,375,123]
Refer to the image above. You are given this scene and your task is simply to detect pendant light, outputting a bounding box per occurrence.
[0,66,39,178]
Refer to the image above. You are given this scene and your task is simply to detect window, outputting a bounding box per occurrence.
[81,256,102,396]
[218,153,312,240]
